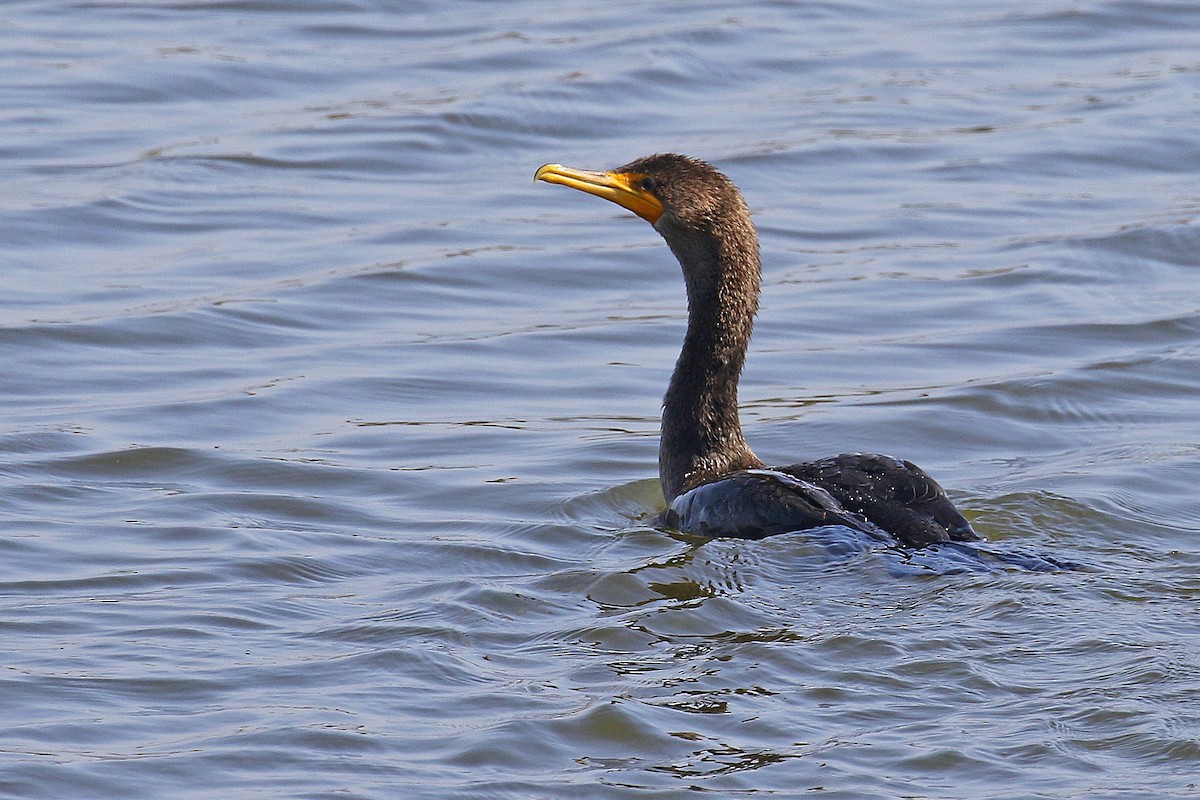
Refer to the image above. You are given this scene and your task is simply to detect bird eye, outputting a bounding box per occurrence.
[639,177,657,192]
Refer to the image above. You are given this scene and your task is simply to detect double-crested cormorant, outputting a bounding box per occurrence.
[535,154,979,547]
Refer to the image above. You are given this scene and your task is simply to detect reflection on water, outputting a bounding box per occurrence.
[2,0,1199,798]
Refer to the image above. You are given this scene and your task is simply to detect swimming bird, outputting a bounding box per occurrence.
[535,154,978,547]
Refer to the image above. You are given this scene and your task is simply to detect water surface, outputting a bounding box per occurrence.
[2,1,1198,798]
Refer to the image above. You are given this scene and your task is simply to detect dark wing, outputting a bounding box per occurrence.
[780,453,979,547]
[662,469,888,541]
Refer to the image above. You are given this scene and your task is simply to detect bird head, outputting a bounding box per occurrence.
[535,153,746,232]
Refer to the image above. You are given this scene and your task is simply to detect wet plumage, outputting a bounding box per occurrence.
[536,154,979,547]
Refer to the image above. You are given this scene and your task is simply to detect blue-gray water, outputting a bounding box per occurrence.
[2,2,1198,798]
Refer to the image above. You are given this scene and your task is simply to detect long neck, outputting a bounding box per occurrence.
[658,226,765,501]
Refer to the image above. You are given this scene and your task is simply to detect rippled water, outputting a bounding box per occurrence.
[2,1,1198,798]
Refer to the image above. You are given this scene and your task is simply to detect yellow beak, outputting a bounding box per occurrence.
[535,163,664,224]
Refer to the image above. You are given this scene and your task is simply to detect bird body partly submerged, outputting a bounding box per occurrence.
[535,154,980,548]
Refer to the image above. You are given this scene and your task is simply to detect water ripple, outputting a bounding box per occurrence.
[3,1,1200,798]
